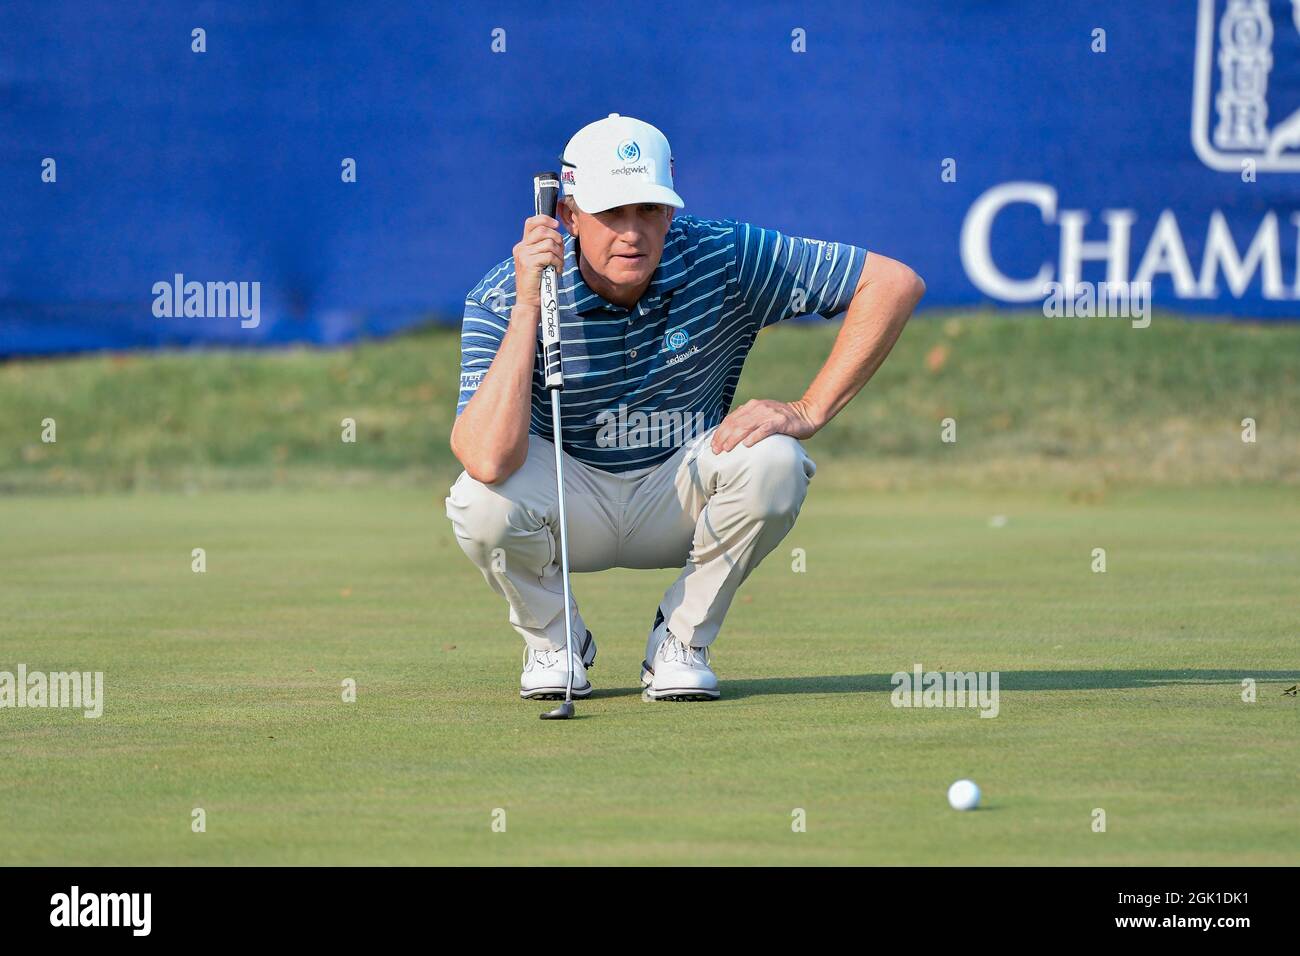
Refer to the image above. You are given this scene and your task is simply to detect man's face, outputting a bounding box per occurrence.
[560,200,674,293]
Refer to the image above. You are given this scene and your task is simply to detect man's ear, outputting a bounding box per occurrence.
[557,198,577,234]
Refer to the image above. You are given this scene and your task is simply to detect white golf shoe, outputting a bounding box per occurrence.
[640,610,719,701]
[519,630,596,700]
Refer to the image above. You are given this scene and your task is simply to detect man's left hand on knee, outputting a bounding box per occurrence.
[710,398,821,454]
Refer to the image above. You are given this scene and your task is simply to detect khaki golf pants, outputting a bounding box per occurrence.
[444,427,816,651]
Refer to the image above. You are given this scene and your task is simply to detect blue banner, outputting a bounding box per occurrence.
[2,0,1298,355]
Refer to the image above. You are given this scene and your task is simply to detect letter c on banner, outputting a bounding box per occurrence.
[960,182,1057,302]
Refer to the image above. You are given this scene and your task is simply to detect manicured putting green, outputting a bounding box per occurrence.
[1,484,1296,864]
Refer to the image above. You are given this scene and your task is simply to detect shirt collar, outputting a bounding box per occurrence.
[563,226,690,316]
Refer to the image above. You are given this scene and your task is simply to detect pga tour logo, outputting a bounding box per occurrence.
[1194,0,1300,171]
[961,4,1300,305]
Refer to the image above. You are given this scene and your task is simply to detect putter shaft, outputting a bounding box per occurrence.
[549,388,575,705]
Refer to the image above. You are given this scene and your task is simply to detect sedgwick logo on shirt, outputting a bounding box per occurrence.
[50,886,151,936]
[665,345,699,367]
[662,327,698,367]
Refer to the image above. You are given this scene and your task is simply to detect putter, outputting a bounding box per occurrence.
[533,171,577,721]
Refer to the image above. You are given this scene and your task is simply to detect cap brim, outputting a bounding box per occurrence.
[574,183,685,214]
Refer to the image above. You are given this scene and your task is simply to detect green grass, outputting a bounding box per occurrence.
[2,313,1297,492]
[1,484,1297,865]
[2,313,1296,863]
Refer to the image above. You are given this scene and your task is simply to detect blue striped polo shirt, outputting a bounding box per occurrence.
[456,215,868,473]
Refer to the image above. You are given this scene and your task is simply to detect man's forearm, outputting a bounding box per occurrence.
[797,255,925,429]
[450,304,540,483]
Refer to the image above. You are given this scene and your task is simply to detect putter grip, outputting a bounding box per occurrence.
[533,172,563,390]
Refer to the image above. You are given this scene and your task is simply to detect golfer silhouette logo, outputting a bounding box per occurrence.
[617,139,641,163]
[1193,0,1300,171]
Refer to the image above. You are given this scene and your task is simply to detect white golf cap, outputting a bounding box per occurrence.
[560,113,684,214]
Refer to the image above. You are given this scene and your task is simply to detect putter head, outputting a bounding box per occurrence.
[539,700,575,720]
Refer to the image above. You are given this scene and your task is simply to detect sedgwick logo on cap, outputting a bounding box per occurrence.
[560,114,685,212]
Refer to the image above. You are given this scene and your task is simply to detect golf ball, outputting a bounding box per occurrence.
[947,779,981,811]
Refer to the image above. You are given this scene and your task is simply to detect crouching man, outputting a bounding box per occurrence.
[446,114,923,702]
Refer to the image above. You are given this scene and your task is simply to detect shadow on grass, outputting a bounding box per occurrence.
[702,670,1300,700]
[579,671,1300,702]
